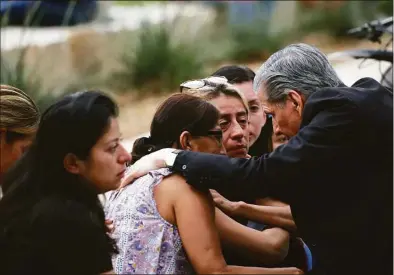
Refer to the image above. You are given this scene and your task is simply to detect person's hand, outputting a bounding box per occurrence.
[210,189,243,217]
[119,148,176,189]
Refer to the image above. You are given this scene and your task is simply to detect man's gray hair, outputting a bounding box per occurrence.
[253,43,344,103]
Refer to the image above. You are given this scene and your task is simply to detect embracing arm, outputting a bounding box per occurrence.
[236,203,297,232]
[212,190,296,232]
[215,208,290,265]
[171,91,358,203]
[169,175,303,274]
[256,197,288,207]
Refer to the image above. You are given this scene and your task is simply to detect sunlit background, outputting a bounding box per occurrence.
[1,0,392,149]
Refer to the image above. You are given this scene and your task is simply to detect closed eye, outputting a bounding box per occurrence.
[219,120,230,130]
[109,143,119,153]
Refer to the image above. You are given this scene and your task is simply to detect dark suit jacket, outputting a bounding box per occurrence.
[248,115,273,157]
[172,78,393,275]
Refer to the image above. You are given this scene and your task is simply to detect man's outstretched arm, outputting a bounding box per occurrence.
[122,90,358,204]
[172,151,266,198]
[171,92,357,200]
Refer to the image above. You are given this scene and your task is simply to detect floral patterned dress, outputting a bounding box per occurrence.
[104,168,194,274]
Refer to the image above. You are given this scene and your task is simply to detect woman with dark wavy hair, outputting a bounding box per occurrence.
[0,91,131,275]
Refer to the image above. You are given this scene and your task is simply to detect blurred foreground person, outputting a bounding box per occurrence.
[0,91,131,275]
[106,93,302,275]
[121,43,393,275]
[0,84,40,187]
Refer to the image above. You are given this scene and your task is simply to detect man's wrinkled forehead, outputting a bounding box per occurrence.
[255,84,273,113]
[255,82,269,102]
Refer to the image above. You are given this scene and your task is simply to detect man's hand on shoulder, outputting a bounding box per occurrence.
[119,148,181,189]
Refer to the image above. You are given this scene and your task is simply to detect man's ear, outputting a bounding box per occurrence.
[63,153,83,175]
[179,131,193,150]
[288,90,304,114]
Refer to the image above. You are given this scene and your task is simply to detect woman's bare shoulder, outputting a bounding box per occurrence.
[159,173,191,192]
[159,173,212,200]
[160,173,213,207]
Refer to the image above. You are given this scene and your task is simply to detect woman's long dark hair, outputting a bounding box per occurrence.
[0,90,119,254]
[131,93,220,164]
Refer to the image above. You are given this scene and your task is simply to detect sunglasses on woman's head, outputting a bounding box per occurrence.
[180,76,228,93]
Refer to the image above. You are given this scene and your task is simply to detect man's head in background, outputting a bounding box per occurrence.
[254,43,344,138]
[211,65,266,147]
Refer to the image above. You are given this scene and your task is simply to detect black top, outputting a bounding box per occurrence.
[248,116,273,157]
[1,197,113,275]
[171,78,393,275]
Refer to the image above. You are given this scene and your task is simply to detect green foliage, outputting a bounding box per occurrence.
[110,20,205,94]
[0,49,57,112]
[298,2,355,38]
[377,0,393,16]
[2,1,389,101]
[228,23,287,62]
[0,2,93,112]
[297,1,381,39]
[0,48,102,113]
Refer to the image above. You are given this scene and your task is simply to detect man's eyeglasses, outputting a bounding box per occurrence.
[180,76,228,93]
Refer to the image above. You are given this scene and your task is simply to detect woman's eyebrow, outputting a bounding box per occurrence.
[236,111,247,117]
[248,99,260,105]
[105,137,120,146]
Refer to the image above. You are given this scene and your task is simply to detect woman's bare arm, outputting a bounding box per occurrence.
[165,175,303,274]
[211,190,297,232]
[215,207,290,265]
[236,203,297,232]
[256,197,288,207]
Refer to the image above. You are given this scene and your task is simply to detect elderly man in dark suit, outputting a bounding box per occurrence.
[122,43,393,275]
